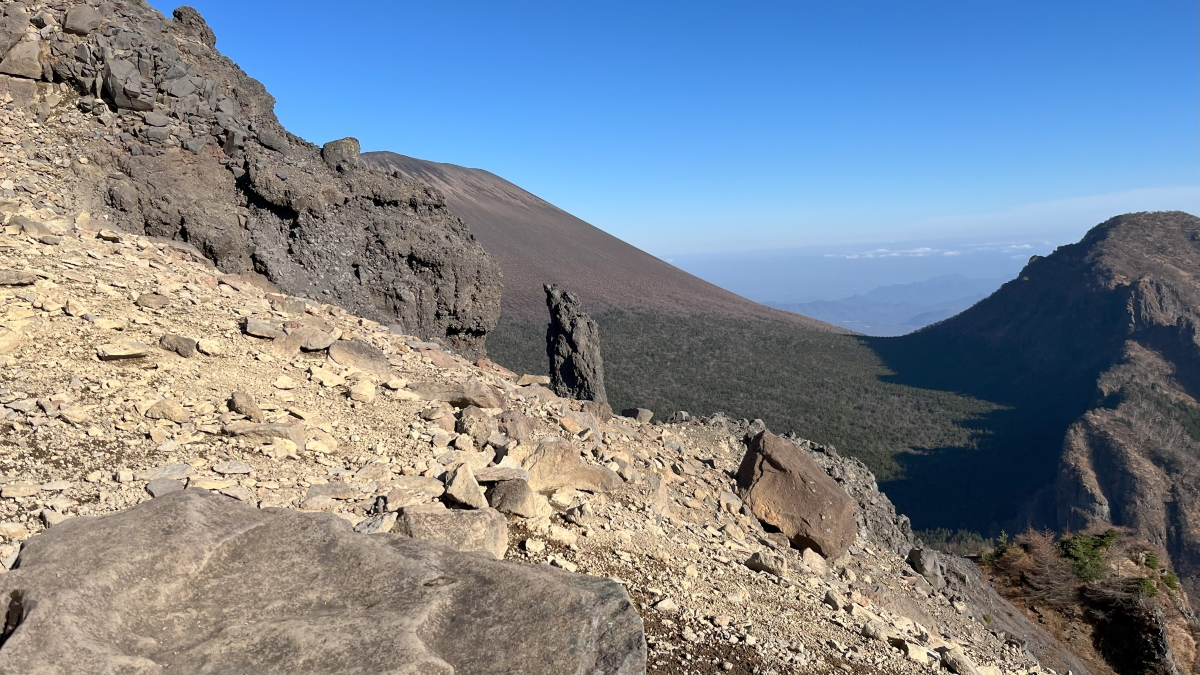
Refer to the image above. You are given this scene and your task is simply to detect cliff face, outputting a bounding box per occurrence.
[0,0,500,357]
[881,211,1200,595]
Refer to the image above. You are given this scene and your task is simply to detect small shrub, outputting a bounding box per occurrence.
[995,530,1010,557]
[1133,577,1159,597]
[992,530,1078,606]
[1059,529,1120,582]
[1144,552,1158,569]
[1163,570,1180,590]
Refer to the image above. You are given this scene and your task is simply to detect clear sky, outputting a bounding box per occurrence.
[151,1,1198,256]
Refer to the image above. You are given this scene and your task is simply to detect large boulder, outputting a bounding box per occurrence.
[0,40,43,80]
[322,137,361,172]
[907,547,945,589]
[524,439,622,494]
[410,380,504,408]
[735,431,857,559]
[328,338,390,377]
[63,5,104,35]
[545,284,607,403]
[0,490,645,674]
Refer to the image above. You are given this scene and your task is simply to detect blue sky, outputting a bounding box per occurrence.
[152,1,1197,257]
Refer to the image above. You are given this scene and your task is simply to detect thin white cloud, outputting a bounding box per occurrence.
[921,186,1199,236]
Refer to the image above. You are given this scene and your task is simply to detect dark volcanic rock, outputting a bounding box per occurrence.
[0,489,646,674]
[545,284,607,403]
[322,136,360,173]
[29,2,500,358]
[172,6,216,48]
[736,431,857,559]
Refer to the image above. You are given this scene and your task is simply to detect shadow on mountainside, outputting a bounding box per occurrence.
[488,310,996,482]
[866,330,1118,534]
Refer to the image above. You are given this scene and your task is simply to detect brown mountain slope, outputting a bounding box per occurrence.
[873,211,1200,595]
[359,152,993,480]
[360,152,838,329]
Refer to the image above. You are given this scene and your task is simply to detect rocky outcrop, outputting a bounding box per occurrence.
[735,430,857,558]
[0,489,646,674]
[545,284,607,403]
[0,0,500,357]
[880,211,1200,595]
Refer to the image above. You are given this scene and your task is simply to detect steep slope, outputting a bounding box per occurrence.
[874,211,1200,594]
[0,0,500,356]
[360,152,835,328]
[0,154,1077,673]
[360,152,993,479]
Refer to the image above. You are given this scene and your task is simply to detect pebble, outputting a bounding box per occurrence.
[653,597,679,613]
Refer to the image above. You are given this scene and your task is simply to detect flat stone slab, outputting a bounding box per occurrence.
[96,341,152,360]
[0,270,36,286]
[146,478,184,497]
[212,461,252,475]
[306,482,356,500]
[0,490,646,674]
[328,339,390,377]
[474,467,531,483]
[134,463,192,482]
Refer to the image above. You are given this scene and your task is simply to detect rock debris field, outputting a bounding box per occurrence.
[0,0,1081,668]
[0,109,1065,675]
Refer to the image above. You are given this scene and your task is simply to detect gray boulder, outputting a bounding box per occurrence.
[442,464,488,510]
[102,58,155,110]
[328,338,390,377]
[0,7,28,56]
[622,408,653,424]
[457,405,498,446]
[524,439,622,495]
[410,381,504,408]
[487,479,550,518]
[63,5,104,34]
[545,284,607,403]
[395,503,508,559]
[0,41,42,80]
[907,547,945,590]
[0,490,645,674]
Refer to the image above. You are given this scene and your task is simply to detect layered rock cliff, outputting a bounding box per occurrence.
[881,211,1200,599]
[0,0,500,356]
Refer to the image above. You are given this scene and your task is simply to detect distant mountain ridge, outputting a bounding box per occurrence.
[768,275,1009,336]
[875,211,1200,595]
